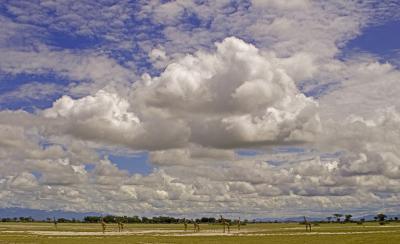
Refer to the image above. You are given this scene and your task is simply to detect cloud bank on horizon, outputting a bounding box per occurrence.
[1,0,400,218]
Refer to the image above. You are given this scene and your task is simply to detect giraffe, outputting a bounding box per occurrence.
[238,217,241,232]
[114,218,121,232]
[183,218,188,232]
[101,218,106,234]
[194,221,200,232]
[120,221,124,232]
[117,219,124,232]
[220,215,229,233]
[303,216,312,232]
[53,217,58,230]
[220,215,226,233]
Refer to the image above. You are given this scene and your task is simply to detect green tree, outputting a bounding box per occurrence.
[344,214,352,222]
[333,214,343,222]
[83,216,101,223]
[376,213,387,222]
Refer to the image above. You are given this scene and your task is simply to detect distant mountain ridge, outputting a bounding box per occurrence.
[254,216,325,222]
[0,208,102,221]
[254,214,400,222]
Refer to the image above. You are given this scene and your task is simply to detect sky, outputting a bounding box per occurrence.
[1,0,400,219]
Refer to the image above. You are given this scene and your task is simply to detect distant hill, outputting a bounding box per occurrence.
[356,214,399,221]
[254,214,400,222]
[0,208,102,221]
[254,216,325,222]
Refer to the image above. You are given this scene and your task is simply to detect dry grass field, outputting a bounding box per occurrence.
[1,222,400,243]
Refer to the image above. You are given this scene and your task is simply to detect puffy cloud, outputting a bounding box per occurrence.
[319,108,400,181]
[43,89,189,150]
[135,37,320,148]
[44,90,140,126]
[42,37,320,150]
[7,172,39,191]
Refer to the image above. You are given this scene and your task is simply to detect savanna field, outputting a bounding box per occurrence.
[1,222,400,244]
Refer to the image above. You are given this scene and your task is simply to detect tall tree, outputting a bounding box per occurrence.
[376,213,387,222]
[344,214,352,222]
[333,214,343,222]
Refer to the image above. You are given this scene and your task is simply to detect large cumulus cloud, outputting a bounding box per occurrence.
[44,37,320,150]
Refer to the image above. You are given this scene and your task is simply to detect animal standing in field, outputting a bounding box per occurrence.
[184,218,188,232]
[101,219,106,233]
[220,215,226,233]
[303,216,311,232]
[194,221,200,232]
[114,218,120,232]
[53,217,57,230]
[220,215,230,233]
[238,217,241,232]
[117,221,124,232]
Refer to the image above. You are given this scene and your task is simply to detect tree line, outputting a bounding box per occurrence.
[1,213,399,224]
[325,213,397,225]
[83,215,246,224]
[0,217,80,223]
[0,215,248,224]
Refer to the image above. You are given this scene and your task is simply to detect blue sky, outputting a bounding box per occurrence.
[106,152,152,175]
[1,0,400,217]
[344,20,400,60]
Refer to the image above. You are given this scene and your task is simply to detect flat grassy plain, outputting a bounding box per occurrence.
[1,222,400,243]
